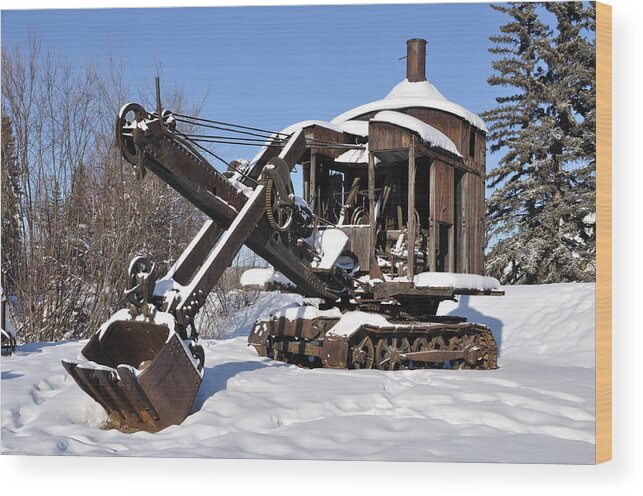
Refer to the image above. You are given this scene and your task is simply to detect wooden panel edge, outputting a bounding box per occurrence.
[595,1,612,465]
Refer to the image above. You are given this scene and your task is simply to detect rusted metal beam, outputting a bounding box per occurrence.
[407,135,417,281]
[278,128,306,170]
[310,151,317,212]
[400,345,483,366]
[368,150,379,277]
[164,220,223,288]
[303,161,311,203]
[175,185,267,326]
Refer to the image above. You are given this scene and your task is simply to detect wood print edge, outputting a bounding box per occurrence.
[595,0,612,465]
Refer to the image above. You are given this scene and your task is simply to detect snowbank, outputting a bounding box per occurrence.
[2,283,595,463]
[440,283,596,368]
[196,291,303,340]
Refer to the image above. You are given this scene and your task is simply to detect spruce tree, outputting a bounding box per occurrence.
[540,1,597,281]
[483,2,596,284]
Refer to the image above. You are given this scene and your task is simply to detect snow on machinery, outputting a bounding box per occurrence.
[63,39,503,432]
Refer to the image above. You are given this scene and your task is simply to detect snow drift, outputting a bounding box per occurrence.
[1,283,595,463]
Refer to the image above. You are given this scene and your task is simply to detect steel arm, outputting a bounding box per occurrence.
[117,104,344,337]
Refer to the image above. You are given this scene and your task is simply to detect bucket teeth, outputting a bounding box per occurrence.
[116,365,160,422]
[63,360,122,419]
[95,367,141,423]
[62,317,203,432]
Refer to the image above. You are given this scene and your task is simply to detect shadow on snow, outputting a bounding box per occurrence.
[447,295,504,355]
[191,360,288,412]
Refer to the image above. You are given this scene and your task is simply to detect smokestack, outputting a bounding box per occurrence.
[406,38,427,82]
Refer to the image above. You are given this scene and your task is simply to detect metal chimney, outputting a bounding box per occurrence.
[406,38,427,82]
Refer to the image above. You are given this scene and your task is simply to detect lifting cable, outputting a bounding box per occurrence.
[174,114,291,138]
[175,118,283,142]
[176,131,264,186]
[175,112,366,150]
[175,130,231,167]
[185,133,365,150]
[172,113,367,190]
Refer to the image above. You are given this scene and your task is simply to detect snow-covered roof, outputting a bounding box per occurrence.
[334,145,382,165]
[250,119,369,166]
[251,78,483,165]
[371,111,462,158]
[338,120,369,137]
[335,148,369,164]
[331,79,488,133]
[279,119,371,138]
[283,112,463,163]
[280,120,343,136]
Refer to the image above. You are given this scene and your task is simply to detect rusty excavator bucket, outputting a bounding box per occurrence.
[62,309,204,432]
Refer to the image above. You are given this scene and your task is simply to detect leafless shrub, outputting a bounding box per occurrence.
[197,250,264,339]
[1,38,204,342]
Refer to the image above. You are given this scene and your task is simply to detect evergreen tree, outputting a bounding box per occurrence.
[540,1,597,280]
[483,2,596,284]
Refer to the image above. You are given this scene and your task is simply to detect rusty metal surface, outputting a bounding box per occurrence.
[272,316,339,340]
[117,105,342,301]
[62,319,202,432]
[174,184,267,327]
[248,321,270,357]
[321,336,349,369]
[273,340,323,358]
[1,331,16,356]
[406,38,427,83]
[256,315,497,371]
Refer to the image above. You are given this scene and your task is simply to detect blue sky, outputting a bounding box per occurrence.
[2,3,507,186]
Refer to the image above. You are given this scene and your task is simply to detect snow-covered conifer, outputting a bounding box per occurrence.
[484,2,596,284]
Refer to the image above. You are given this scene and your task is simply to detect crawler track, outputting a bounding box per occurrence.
[249,316,498,371]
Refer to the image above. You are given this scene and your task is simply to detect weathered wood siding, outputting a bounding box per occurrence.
[369,122,414,152]
[431,160,454,224]
[460,172,486,275]
[354,107,466,154]
[351,107,487,275]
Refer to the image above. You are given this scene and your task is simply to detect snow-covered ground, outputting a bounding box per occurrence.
[1,283,595,463]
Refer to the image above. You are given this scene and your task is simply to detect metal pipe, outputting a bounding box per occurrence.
[155,77,164,130]
[406,38,427,82]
